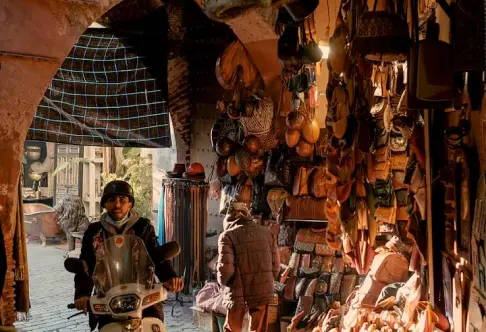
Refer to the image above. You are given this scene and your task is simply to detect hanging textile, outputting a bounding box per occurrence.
[13,177,29,320]
[161,179,209,293]
[157,186,165,246]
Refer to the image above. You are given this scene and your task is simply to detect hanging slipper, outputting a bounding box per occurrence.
[337,180,354,203]
[329,7,348,75]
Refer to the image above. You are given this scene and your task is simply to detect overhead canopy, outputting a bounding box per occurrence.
[27,28,171,148]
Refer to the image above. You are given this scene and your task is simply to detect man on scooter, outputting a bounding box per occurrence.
[73,180,184,329]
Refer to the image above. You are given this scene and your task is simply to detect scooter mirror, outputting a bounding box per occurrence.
[64,257,89,276]
[155,241,181,262]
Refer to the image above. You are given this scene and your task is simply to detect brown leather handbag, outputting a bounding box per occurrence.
[285,196,327,220]
[308,166,327,198]
[369,249,409,284]
[296,227,328,244]
[293,167,309,196]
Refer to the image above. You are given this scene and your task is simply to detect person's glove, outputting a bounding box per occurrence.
[74,296,90,313]
[163,277,184,293]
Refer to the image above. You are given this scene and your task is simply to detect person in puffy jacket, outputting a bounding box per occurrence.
[217,202,280,332]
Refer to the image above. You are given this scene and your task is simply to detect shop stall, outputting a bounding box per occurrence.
[197,0,485,331]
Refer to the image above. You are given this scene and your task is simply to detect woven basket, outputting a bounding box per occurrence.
[240,97,274,137]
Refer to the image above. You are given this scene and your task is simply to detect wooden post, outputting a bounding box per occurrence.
[424,109,435,305]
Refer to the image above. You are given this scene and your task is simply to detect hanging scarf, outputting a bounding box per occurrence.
[13,176,30,320]
[158,185,165,245]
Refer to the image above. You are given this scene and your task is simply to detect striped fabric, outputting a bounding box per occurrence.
[27,29,171,148]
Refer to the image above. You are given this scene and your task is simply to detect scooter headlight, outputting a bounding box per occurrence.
[109,295,140,314]
[122,318,142,331]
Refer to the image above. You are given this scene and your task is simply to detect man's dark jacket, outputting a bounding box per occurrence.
[74,216,177,330]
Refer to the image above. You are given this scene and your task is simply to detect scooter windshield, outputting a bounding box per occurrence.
[92,235,154,294]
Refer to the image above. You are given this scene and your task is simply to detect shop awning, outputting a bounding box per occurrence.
[27,29,171,148]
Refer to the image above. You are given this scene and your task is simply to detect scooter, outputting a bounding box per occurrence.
[65,235,180,332]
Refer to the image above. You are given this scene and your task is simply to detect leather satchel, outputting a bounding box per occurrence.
[316,243,335,256]
[285,196,327,220]
[293,167,309,196]
[294,241,316,253]
[308,166,328,198]
[296,227,327,245]
[369,250,409,284]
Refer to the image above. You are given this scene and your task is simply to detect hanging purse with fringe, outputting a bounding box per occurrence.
[353,0,410,62]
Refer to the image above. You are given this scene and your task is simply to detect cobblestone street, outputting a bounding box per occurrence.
[14,242,202,332]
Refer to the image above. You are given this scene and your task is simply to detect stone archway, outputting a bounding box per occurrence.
[0,0,280,325]
[0,0,125,324]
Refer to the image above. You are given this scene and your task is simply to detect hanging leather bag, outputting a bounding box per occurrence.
[353,0,410,62]
[407,0,453,109]
[285,196,327,220]
[369,249,409,284]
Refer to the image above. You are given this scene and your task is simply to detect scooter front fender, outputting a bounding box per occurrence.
[142,317,166,332]
[99,318,166,332]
